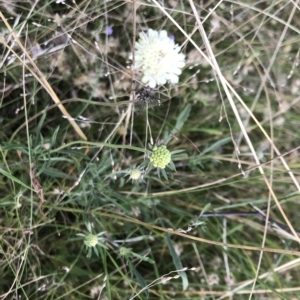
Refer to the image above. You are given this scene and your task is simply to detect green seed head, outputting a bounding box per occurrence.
[119,246,132,257]
[150,145,171,169]
[84,234,98,247]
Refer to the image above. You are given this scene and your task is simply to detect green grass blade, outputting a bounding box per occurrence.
[128,261,149,299]
[165,233,188,291]
[0,168,32,190]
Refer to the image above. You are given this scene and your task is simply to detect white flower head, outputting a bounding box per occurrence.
[134,28,185,88]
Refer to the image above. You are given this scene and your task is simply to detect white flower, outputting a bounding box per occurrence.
[130,168,142,180]
[134,29,185,88]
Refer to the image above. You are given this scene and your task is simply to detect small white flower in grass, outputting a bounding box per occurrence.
[130,168,142,180]
[123,165,145,184]
[134,28,185,88]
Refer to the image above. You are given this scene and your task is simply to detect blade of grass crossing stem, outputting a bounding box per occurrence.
[128,261,149,299]
[165,233,188,291]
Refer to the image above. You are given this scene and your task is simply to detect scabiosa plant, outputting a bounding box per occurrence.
[133,28,185,88]
[123,165,145,184]
[76,223,108,258]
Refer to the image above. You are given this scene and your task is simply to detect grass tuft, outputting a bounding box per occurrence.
[1,1,300,299]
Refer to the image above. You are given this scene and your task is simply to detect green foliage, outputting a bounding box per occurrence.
[1,1,300,299]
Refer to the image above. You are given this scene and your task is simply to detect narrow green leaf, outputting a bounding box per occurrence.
[201,137,232,155]
[165,233,188,291]
[165,104,191,144]
[170,149,185,155]
[199,203,211,217]
[36,159,48,177]
[51,126,60,146]
[42,168,74,179]
[58,150,90,160]
[161,168,168,181]
[2,144,29,154]
[172,104,191,134]
[35,111,47,147]
[128,261,149,299]
[0,168,32,190]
